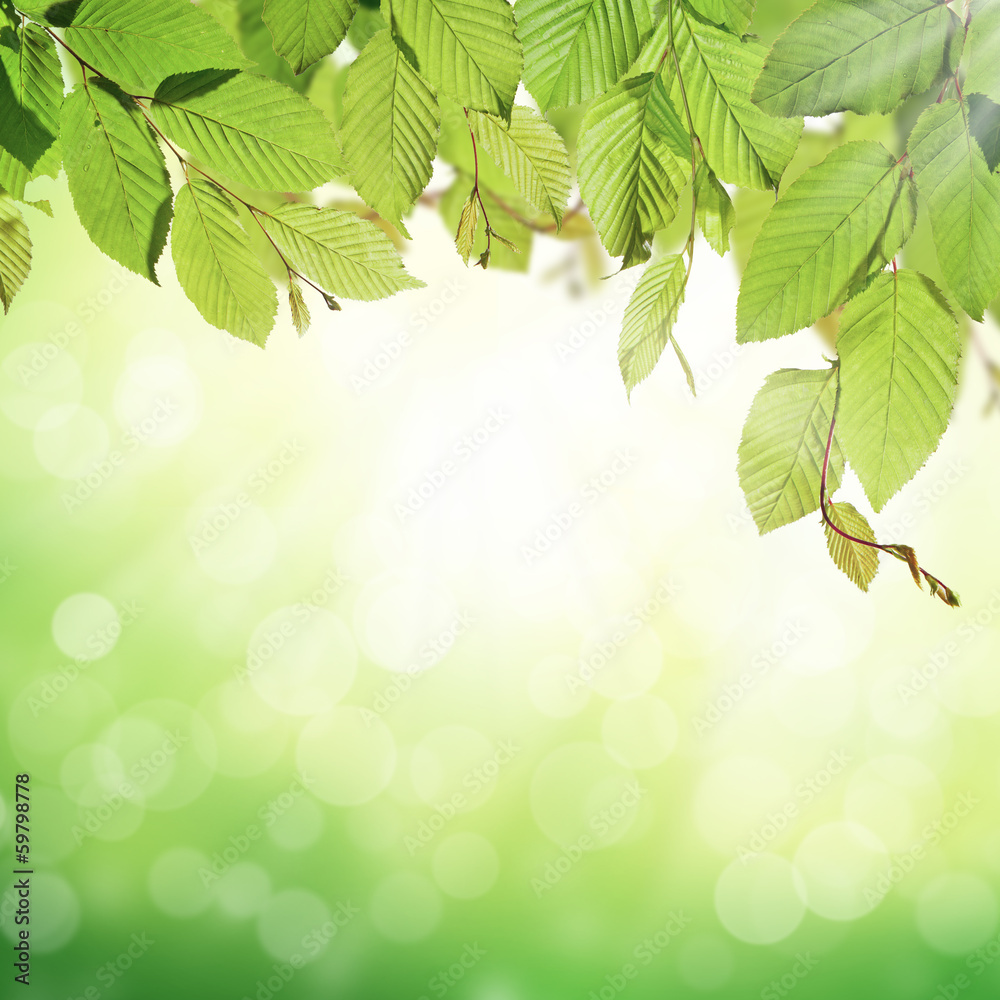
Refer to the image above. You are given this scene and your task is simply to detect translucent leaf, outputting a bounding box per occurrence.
[0,192,30,312]
[0,22,63,200]
[968,94,1000,174]
[836,270,959,512]
[263,0,359,74]
[467,105,571,225]
[171,179,277,345]
[752,0,958,118]
[636,4,802,191]
[341,29,440,237]
[908,99,1000,321]
[578,73,689,268]
[62,79,172,282]
[737,141,917,343]
[455,188,478,265]
[514,0,654,111]
[824,501,879,592]
[288,274,310,335]
[966,0,1000,106]
[150,69,343,192]
[618,253,687,397]
[738,365,844,535]
[386,0,521,118]
[695,162,734,256]
[51,0,250,94]
[259,202,425,298]
[687,0,754,35]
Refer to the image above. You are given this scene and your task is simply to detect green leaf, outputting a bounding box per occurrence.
[51,0,250,94]
[62,79,172,282]
[752,0,958,118]
[636,3,802,191]
[966,0,1000,106]
[259,203,424,298]
[288,273,310,335]
[348,5,387,50]
[386,0,522,118]
[341,29,440,237]
[968,94,1000,174]
[824,501,879,593]
[836,270,959,512]
[695,161,734,256]
[618,253,687,397]
[578,73,689,268]
[514,0,654,111]
[150,70,343,191]
[687,0,754,35]
[737,141,917,343]
[172,179,277,345]
[467,105,571,225]
[263,0,359,74]
[908,99,1000,321]
[0,22,62,200]
[455,187,478,264]
[738,365,844,535]
[0,192,30,312]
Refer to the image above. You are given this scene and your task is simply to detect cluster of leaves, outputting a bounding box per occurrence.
[0,0,995,601]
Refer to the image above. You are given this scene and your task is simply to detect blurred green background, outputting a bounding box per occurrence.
[3,2,1000,997]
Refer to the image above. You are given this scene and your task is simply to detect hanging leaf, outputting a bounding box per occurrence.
[62,79,173,282]
[618,253,688,397]
[263,0,359,74]
[824,500,879,592]
[385,0,522,118]
[47,0,251,94]
[288,273,311,335]
[738,365,844,534]
[171,179,278,345]
[753,0,958,118]
[966,0,1000,106]
[695,162,735,256]
[908,99,1000,322]
[737,141,917,343]
[687,0,754,35]
[259,203,425,298]
[149,70,343,191]
[341,29,440,238]
[514,0,654,111]
[577,73,689,268]
[0,193,31,312]
[455,188,479,265]
[467,106,571,226]
[836,270,959,512]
